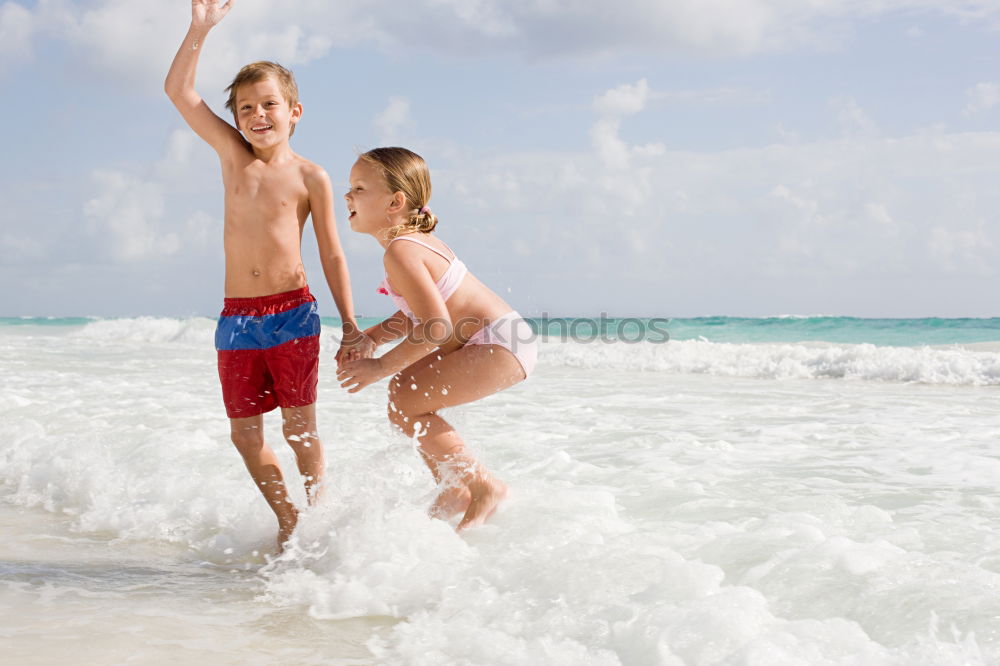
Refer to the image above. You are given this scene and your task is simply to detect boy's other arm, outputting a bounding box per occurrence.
[305,165,361,341]
[164,2,244,156]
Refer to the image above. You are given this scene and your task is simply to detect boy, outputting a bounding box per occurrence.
[165,0,364,549]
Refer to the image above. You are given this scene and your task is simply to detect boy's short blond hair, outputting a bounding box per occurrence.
[224,61,300,135]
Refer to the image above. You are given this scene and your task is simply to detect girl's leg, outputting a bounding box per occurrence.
[387,344,526,530]
[229,414,298,548]
[280,403,325,504]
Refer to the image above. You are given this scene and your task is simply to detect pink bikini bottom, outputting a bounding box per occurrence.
[465,310,538,378]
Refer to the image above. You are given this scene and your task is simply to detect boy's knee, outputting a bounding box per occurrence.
[230,428,264,455]
[281,419,315,441]
[280,409,318,447]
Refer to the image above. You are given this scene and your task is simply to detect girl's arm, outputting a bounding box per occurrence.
[337,244,453,392]
[373,246,453,375]
[364,311,409,345]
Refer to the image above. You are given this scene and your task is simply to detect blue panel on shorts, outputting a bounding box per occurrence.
[215,301,320,351]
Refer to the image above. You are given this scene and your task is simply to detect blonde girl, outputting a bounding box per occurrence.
[337,147,537,530]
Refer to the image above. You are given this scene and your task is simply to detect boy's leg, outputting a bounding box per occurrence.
[229,414,298,545]
[388,344,525,530]
[280,403,325,503]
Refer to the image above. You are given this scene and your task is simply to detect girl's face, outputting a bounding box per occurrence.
[345,158,395,235]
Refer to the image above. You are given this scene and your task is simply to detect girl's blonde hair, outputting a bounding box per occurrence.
[359,147,438,239]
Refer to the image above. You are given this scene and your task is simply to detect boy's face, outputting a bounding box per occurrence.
[233,77,301,147]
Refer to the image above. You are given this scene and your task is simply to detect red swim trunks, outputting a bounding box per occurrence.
[215,286,321,418]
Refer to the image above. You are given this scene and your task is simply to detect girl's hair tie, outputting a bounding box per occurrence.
[419,206,430,215]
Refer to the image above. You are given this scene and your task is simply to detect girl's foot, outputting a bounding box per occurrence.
[457,478,508,531]
[430,485,472,519]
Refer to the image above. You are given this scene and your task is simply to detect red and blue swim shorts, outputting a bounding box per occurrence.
[215,286,321,418]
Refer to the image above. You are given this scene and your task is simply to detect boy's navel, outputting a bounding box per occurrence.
[252,269,261,277]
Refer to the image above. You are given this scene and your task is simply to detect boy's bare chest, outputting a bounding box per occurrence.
[228,166,307,213]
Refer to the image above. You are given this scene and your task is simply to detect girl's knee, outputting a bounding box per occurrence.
[387,399,430,438]
[387,401,414,435]
[387,382,408,428]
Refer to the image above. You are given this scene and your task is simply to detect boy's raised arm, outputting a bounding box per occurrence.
[164,0,243,155]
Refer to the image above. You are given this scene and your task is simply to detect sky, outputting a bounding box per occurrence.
[1,0,999,319]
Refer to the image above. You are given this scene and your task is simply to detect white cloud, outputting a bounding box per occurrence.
[424,0,516,37]
[965,82,1000,114]
[438,119,1000,295]
[0,2,33,70]
[929,222,994,274]
[84,170,178,262]
[590,79,666,171]
[81,127,220,264]
[16,0,349,93]
[594,79,650,117]
[656,86,771,106]
[1,232,43,259]
[831,96,879,137]
[589,118,631,170]
[373,97,412,145]
[9,0,1000,86]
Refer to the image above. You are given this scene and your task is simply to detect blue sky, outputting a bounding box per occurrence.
[2,0,999,318]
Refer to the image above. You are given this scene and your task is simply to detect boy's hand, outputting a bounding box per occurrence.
[335,332,377,367]
[192,0,235,28]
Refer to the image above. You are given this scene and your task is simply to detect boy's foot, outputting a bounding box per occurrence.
[429,485,472,519]
[277,526,293,553]
[456,478,508,531]
[277,512,298,553]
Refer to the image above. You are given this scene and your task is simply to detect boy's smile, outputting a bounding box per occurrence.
[234,78,301,145]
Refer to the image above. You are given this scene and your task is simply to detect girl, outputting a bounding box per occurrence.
[337,147,537,530]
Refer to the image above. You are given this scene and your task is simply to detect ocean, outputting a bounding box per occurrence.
[1,316,999,665]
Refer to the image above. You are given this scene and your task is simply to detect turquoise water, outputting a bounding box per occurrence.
[660,316,1000,346]
[5,316,999,347]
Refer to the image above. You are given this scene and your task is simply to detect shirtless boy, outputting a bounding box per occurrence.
[165,0,364,549]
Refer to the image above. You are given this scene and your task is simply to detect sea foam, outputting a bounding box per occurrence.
[545,338,1000,385]
[4,318,999,664]
[65,317,1000,385]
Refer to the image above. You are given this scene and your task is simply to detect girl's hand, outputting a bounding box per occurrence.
[335,332,377,368]
[192,0,235,28]
[337,357,387,393]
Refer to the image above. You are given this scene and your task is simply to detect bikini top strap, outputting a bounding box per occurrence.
[387,235,455,262]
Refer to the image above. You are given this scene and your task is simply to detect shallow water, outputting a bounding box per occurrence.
[2,318,999,664]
